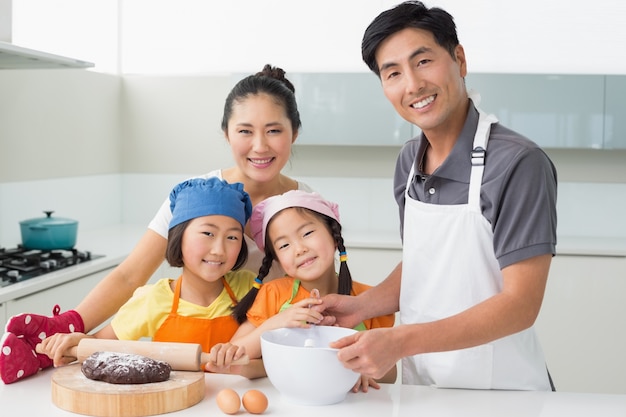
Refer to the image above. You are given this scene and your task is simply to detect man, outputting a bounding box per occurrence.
[321,1,557,390]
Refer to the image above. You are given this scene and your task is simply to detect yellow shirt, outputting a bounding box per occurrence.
[112,270,255,340]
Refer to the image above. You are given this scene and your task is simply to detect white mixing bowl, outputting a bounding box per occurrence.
[260,326,360,405]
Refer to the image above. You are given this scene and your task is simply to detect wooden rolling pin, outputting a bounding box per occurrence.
[36,339,249,371]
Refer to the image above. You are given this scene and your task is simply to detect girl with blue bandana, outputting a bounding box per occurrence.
[37,178,263,376]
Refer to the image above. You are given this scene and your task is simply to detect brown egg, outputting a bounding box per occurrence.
[216,388,240,415]
[242,389,268,414]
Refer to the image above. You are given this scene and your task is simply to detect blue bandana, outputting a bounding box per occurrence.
[169,178,252,229]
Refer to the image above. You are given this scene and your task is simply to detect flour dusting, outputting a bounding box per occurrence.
[81,351,171,384]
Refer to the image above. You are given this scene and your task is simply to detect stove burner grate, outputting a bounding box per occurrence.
[0,245,104,288]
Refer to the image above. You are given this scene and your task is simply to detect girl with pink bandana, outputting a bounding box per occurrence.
[230,190,397,392]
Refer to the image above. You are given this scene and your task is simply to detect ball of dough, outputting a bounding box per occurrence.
[81,351,171,384]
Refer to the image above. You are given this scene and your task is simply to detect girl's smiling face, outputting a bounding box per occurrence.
[181,215,243,283]
[267,208,337,284]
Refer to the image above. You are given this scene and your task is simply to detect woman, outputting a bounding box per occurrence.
[0,64,312,384]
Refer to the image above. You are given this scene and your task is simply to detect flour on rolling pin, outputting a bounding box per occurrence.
[81,351,172,384]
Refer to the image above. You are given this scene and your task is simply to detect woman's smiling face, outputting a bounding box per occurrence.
[226,93,297,184]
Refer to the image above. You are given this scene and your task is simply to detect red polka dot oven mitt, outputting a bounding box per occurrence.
[0,305,83,384]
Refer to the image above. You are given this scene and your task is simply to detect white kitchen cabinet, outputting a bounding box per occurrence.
[535,254,626,394]
[265,72,626,149]
[290,73,413,146]
[465,73,605,149]
[1,267,115,332]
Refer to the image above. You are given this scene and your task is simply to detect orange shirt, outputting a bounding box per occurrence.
[246,276,395,330]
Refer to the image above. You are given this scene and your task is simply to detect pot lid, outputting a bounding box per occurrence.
[20,211,78,226]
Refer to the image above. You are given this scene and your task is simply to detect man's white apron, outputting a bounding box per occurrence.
[399,108,551,390]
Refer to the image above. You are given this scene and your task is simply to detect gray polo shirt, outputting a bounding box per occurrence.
[394,102,557,269]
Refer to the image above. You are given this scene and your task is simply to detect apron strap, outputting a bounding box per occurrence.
[279,279,302,312]
[468,111,498,211]
[172,275,238,311]
[405,95,498,210]
[169,276,183,315]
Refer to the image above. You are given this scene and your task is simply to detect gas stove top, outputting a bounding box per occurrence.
[0,246,105,288]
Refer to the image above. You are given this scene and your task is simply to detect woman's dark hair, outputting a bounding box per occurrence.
[166,220,248,270]
[362,1,460,76]
[221,64,302,134]
[232,208,352,324]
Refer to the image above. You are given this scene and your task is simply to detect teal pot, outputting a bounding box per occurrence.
[19,211,78,250]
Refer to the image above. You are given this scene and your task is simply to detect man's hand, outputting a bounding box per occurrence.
[331,327,400,380]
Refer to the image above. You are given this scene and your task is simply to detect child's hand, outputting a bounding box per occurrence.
[38,332,88,367]
[268,298,324,329]
[351,374,381,393]
[205,342,247,374]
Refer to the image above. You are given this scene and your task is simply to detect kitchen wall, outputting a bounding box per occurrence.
[0,69,120,181]
[0,69,121,245]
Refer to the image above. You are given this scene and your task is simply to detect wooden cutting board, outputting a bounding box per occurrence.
[50,363,205,417]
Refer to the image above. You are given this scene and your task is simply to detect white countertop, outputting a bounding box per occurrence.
[1,367,625,416]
